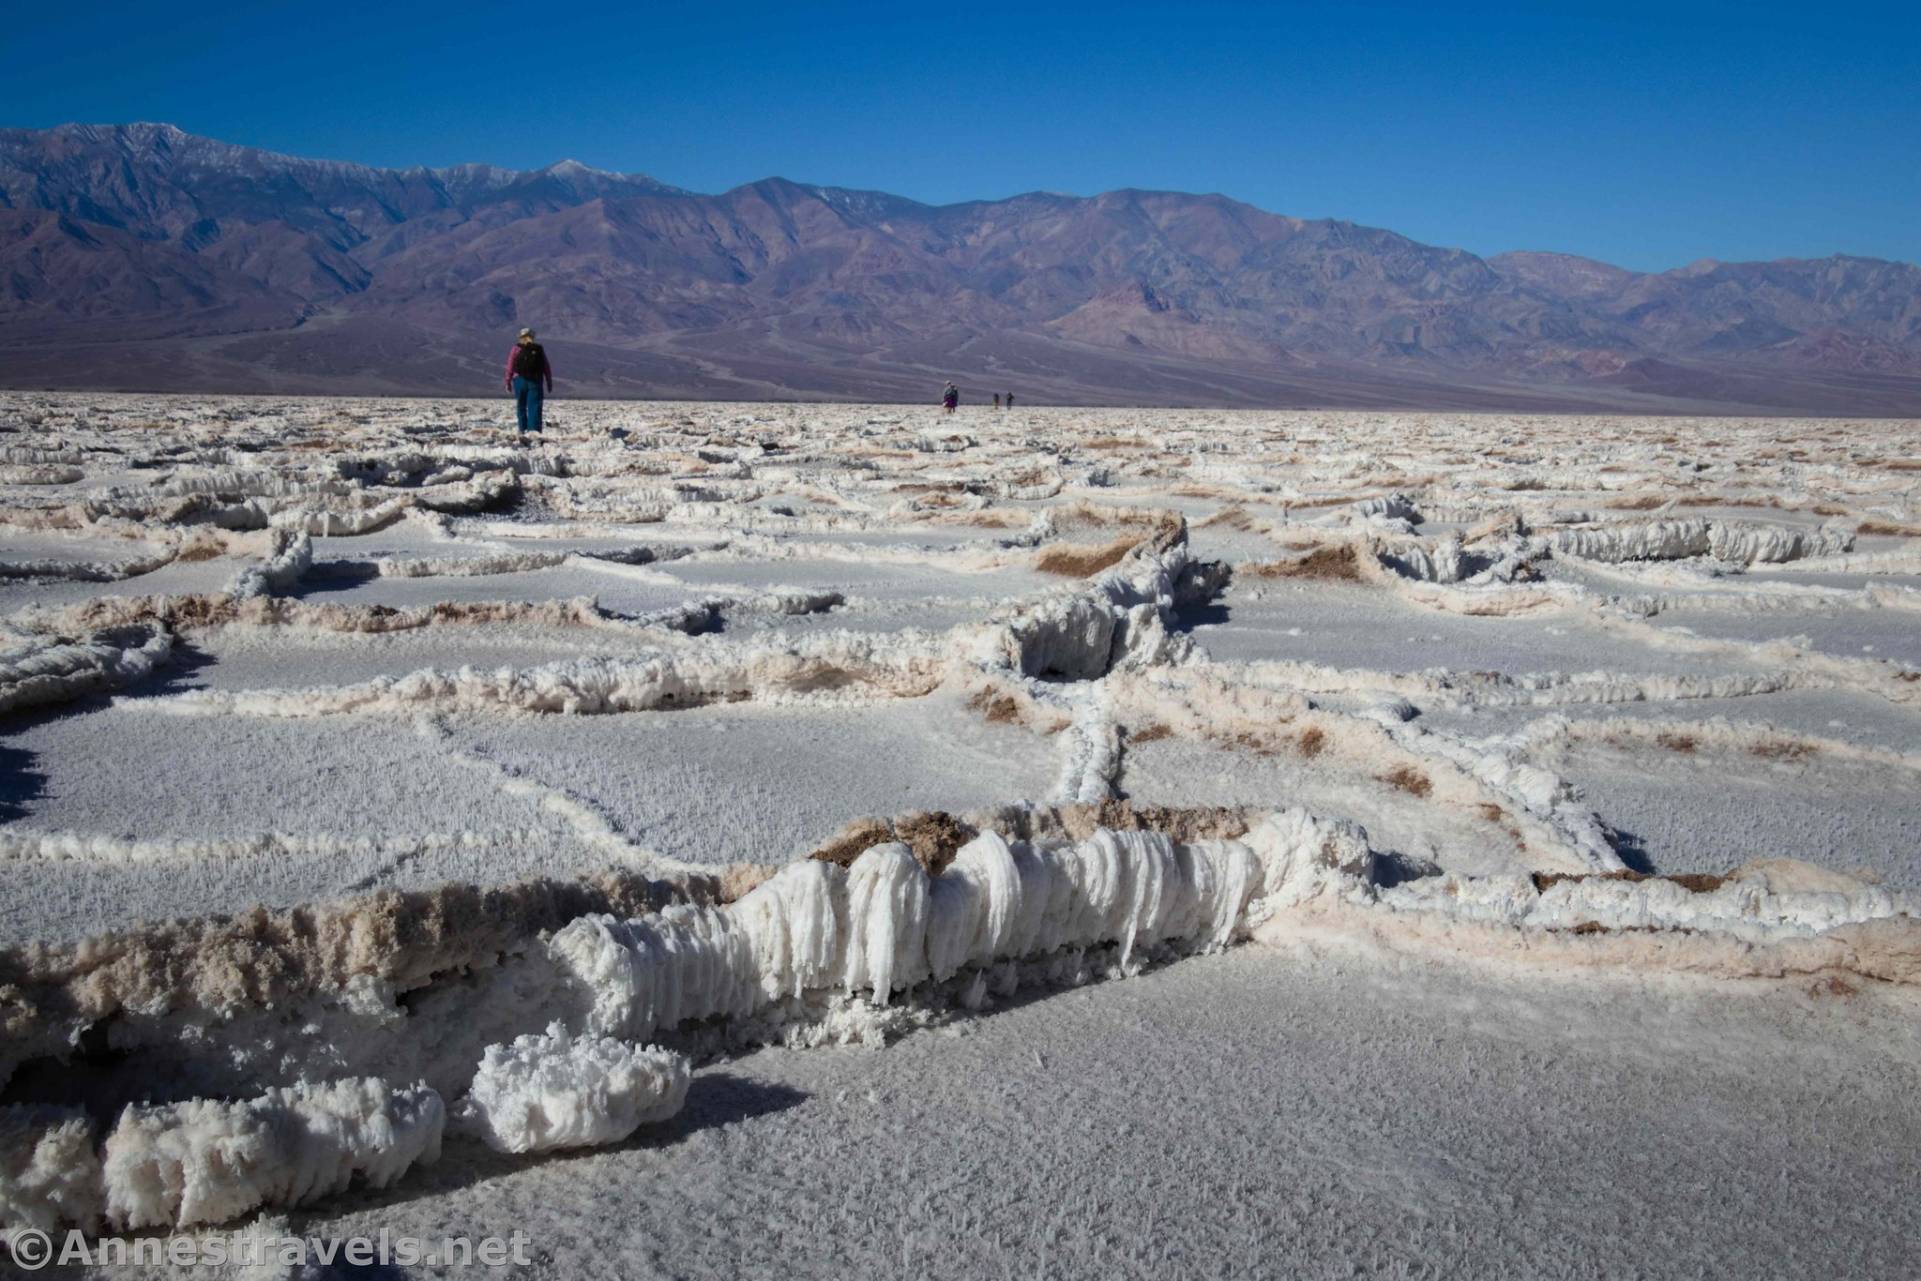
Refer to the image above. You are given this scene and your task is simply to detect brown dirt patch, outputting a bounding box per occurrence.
[172,533,229,563]
[1298,726,1327,758]
[1240,544,1362,583]
[1655,732,1698,754]
[1052,502,1173,529]
[1530,869,1726,894]
[68,594,246,632]
[894,812,977,873]
[968,688,1025,725]
[1126,723,1174,744]
[1035,537,1141,577]
[1196,506,1256,530]
[1057,801,1254,843]
[943,510,1029,529]
[1750,739,1815,762]
[1215,730,1282,757]
[807,811,978,875]
[1380,766,1432,797]
[808,817,893,868]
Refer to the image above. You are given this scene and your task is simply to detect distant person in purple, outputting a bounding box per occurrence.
[504,327,553,437]
[941,381,959,414]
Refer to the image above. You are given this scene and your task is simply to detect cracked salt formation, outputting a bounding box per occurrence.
[0,1106,100,1232]
[0,392,1917,1237]
[100,1078,444,1230]
[1550,517,1856,565]
[0,622,172,714]
[458,1025,689,1154]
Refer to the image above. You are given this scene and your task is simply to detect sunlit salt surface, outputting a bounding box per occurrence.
[0,392,1915,1270]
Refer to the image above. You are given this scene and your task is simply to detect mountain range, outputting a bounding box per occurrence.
[3,122,1919,414]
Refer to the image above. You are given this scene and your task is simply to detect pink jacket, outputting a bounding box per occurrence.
[504,344,554,391]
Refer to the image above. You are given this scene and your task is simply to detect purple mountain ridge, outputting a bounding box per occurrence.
[3,123,1918,413]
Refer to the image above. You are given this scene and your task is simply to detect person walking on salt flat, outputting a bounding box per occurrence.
[505,327,554,437]
[941,381,960,414]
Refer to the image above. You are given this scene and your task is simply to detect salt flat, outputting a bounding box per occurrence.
[288,945,1921,1281]
[0,391,1915,1277]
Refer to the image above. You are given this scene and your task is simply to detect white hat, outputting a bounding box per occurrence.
[518,327,535,338]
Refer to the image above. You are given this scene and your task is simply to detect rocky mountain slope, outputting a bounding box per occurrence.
[2,123,1917,412]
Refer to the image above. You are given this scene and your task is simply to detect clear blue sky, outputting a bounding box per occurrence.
[6,0,1917,271]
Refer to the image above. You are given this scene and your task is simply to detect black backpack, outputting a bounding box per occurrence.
[514,343,547,380]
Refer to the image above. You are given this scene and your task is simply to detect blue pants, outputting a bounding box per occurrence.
[512,376,544,433]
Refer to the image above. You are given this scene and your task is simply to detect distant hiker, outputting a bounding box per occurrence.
[993,392,1002,410]
[941,381,959,414]
[1005,391,1015,409]
[504,327,553,436]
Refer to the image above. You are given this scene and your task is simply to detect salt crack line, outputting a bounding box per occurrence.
[410,715,678,877]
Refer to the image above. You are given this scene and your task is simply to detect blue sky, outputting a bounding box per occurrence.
[6,1,1917,271]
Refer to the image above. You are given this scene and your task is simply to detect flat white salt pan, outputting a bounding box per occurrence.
[440,687,1059,866]
[292,564,701,617]
[0,531,170,564]
[657,556,1055,604]
[722,598,984,637]
[4,707,551,842]
[774,527,1026,552]
[1182,584,1760,676]
[1541,742,1921,888]
[0,557,240,613]
[0,707,620,943]
[1654,605,1921,667]
[1117,735,1530,876]
[309,522,480,561]
[156,626,656,694]
[1741,567,1921,592]
[1419,687,1921,755]
[285,946,1921,1281]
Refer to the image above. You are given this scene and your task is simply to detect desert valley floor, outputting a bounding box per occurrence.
[0,393,1917,1278]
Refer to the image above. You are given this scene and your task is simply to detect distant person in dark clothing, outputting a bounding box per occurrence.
[993,392,1002,410]
[504,327,553,436]
[941,381,959,414]
[1005,391,1015,409]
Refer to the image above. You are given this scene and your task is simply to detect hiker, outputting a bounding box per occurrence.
[993,392,1002,410]
[504,327,553,436]
[1005,391,1015,409]
[941,381,959,414]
